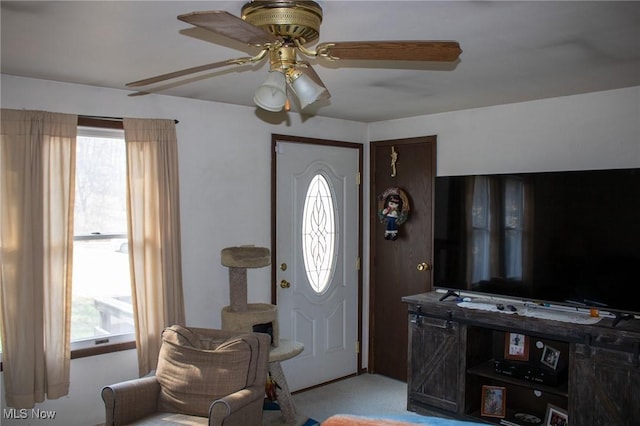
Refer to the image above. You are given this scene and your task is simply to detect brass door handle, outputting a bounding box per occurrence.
[417,262,431,272]
[280,279,291,288]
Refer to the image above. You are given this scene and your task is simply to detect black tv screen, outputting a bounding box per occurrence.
[433,167,640,316]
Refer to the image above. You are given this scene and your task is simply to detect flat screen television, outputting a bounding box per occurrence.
[433,167,640,318]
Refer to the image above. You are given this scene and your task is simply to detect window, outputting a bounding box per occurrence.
[71,125,134,352]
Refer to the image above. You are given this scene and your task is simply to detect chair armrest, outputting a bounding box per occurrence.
[102,376,161,425]
[208,385,265,426]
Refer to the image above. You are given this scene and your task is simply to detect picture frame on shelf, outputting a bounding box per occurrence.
[541,344,561,370]
[481,385,506,418]
[544,403,568,426]
[504,332,530,361]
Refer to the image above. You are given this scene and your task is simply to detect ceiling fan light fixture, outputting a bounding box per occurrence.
[254,70,288,112]
[286,67,329,110]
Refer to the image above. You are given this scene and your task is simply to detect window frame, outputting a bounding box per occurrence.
[71,117,136,358]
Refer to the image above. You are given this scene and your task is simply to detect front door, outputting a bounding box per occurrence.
[272,134,362,391]
[369,136,436,381]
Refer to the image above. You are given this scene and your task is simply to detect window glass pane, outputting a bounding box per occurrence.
[72,129,133,343]
[74,130,127,235]
[302,173,336,294]
[72,238,133,340]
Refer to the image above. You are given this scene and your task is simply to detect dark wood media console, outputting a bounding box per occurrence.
[403,291,640,425]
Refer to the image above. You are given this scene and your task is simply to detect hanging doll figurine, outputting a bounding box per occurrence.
[378,188,410,241]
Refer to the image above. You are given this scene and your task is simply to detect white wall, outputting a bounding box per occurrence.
[1,74,639,425]
[0,350,138,426]
[368,87,640,175]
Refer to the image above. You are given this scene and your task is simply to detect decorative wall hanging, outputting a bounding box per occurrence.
[378,187,410,240]
[390,146,398,177]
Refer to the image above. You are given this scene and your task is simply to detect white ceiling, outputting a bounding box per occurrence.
[2,1,640,123]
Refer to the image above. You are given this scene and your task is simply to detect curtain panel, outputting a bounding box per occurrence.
[0,110,185,406]
[123,118,185,376]
[0,109,77,408]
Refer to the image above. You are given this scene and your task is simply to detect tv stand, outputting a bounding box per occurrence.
[403,291,640,425]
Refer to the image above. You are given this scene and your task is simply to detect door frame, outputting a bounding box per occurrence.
[270,133,364,375]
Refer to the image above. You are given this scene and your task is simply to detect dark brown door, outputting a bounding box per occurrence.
[369,136,436,381]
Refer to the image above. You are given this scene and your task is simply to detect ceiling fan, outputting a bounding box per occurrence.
[126,0,462,113]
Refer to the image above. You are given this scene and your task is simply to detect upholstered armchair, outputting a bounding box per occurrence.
[102,325,270,426]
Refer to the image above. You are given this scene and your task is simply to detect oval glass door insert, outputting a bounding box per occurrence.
[301,173,336,293]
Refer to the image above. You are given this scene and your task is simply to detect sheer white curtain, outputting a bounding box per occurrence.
[466,176,500,285]
[504,177,524,279]
[0,109,77,408]
[123,118,185,376]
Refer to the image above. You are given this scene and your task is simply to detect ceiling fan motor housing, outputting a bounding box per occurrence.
[241,0,323,45]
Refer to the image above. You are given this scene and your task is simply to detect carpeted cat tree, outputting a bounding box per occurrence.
[220,245,279,347]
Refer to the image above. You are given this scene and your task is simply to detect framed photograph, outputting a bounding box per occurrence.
[544,403,568,426]
[541,345,561,370]
[481,385,506,418]
[504,332,530,361]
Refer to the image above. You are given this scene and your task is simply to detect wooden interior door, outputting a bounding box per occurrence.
[369,136,436,381]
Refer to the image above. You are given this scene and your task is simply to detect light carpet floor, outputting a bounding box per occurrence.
[263,373,443,425]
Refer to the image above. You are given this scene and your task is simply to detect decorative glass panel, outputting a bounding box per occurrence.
[302,173,336,293]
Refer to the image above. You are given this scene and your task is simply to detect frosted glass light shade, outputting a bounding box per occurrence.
[254,71,287,112]
[288,69,328,110]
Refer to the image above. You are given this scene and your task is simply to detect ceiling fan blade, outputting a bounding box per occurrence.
[126,57,255,88]
[316,41,462,62]
[178,10,277,46]
[128,91,153,97]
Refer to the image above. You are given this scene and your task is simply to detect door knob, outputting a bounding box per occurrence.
[280,279,291,288]
[417,262,431,272]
